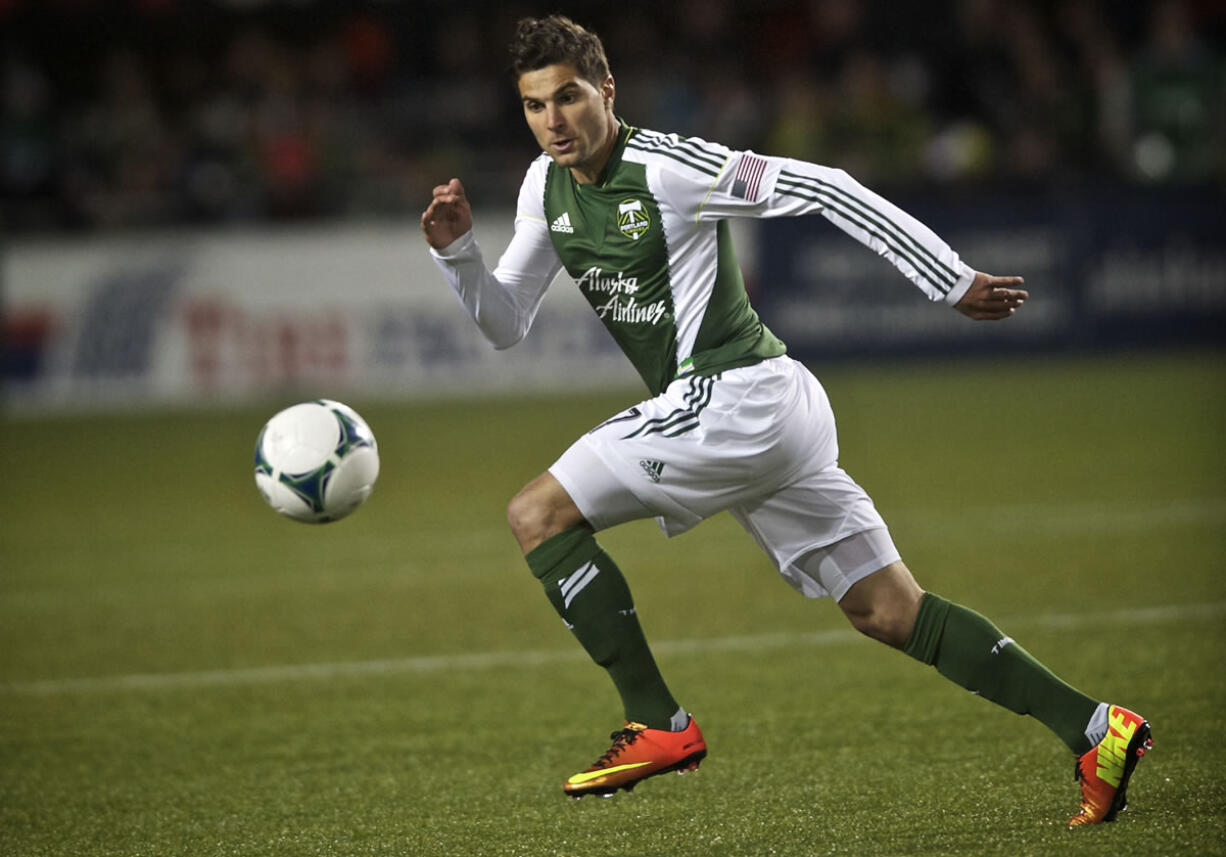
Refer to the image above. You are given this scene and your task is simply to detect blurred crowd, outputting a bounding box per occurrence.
[2,0,1223,234]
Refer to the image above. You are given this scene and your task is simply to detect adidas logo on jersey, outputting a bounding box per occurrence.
[639,459,665,483]
[550,212,574,233]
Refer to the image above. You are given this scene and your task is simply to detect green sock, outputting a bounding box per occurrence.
[526,526,681,730]
[904,592,1099,754]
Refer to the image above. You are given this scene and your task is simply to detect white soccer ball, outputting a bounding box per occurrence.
[253,399,380,523]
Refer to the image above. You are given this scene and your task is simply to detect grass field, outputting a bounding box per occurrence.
[2,351,1224,857]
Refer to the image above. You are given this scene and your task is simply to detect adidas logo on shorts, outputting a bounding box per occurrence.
[639,459,664,483]
[551,212,574,233]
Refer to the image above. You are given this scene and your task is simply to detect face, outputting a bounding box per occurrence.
[518,63,617,183]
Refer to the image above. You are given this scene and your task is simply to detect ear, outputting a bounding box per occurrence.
[602,75,615,106]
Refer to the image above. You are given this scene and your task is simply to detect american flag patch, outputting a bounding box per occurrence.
[731,154,768,202]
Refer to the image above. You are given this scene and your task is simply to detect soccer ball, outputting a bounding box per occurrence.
[253,399,380,523]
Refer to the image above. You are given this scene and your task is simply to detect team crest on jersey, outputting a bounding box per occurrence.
[617,199,651,241]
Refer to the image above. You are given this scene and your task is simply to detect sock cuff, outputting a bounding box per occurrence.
[525,525,602,581]
[1082,701,1110,750]
[903,591,952,665]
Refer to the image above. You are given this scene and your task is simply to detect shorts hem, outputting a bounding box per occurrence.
[825,546,902,603]
[552,434,702,534]
[778,526,900,602]
[548,461,609,531]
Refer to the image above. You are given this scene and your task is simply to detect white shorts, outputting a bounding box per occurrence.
[549,356,899,601]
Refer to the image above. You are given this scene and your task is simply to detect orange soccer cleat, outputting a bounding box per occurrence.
[1069,705,1153,826]
[563,717,708,798]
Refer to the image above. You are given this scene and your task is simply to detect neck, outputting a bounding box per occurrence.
[571,115,620,185]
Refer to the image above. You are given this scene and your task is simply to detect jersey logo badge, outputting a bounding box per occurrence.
[639,459,665,483]
[551,211,574,233]
[617,199,651,241]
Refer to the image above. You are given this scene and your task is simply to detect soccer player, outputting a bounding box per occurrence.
[420,15,1151,825]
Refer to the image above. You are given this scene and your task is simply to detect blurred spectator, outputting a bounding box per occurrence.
[0,0,1221,234]
[1,56,58,228]
[1126,0,1225,182]
[820,49,931,182]
[63,48,179,228]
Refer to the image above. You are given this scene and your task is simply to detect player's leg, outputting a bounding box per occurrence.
[729,353,1152,824]
[839,557,1154,825]
[836,556,1102,751]
[745,512,1152,823]
[508,469,686,732]
[506,470,586,554]
[519,363,812,797]
[508,457,706,798]
[827,557,922,647]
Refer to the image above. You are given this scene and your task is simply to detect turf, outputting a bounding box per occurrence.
[2,351,1224,856]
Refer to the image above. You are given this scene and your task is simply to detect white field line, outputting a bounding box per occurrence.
[4,600,1224,697]
[412,497,1226,550]
[886,497,1226,536]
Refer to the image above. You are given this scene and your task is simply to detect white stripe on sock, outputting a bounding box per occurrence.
[559,561,594,598]
[560,562,599,610]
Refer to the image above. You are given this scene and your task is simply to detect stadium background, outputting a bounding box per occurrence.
[3,0,1223,410]
[2,2,1224,856]
[4,0,1225,229]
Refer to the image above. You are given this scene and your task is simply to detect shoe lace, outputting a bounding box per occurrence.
[594,727,642,768]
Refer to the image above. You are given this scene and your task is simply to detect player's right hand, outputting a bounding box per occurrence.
[421,178,474,249]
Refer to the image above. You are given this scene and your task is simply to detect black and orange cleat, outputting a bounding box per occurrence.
[1069,705,1153,826]
[563,717,707,798]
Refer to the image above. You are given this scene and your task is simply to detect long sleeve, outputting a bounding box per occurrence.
[653,139,976,306]
[429,211,562,348]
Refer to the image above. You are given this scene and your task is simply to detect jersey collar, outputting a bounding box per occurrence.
[585,119,634,188]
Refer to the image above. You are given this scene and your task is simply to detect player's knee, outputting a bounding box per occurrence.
[506,481,568,553]
[507,473,587,554]
[506,487,545,548]
[838,563,923,649]
[844,604,913,648]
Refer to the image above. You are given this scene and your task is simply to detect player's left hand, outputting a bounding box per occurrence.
[955,272,1028,320]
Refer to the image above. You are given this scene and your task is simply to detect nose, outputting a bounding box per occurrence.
[544,103,565,130]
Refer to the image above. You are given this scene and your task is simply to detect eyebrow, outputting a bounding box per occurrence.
[521,81,582,103]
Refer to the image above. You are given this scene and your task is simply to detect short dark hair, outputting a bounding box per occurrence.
[510,15,611,86]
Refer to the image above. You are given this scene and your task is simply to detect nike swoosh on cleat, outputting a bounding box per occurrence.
[567,762,652,786]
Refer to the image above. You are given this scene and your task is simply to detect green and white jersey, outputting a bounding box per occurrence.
[432,122,975,395]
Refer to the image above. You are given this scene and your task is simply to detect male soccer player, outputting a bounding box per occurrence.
[420,15,1151,825]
